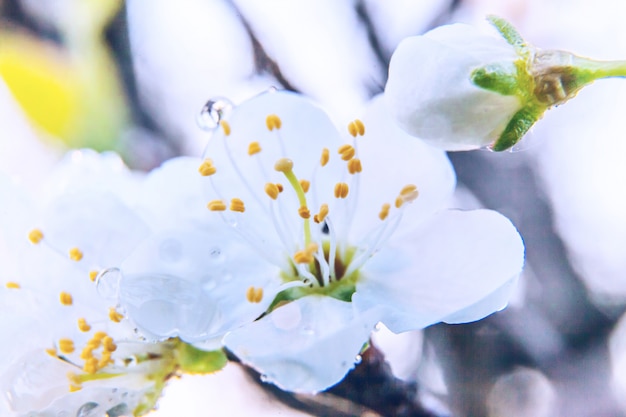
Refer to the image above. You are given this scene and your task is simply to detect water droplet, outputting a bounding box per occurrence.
[196,98,233,131]
[266,86,278,93]
[354,354,362,364]
[106,403,129,417]
[95,268,122,300]
[259,374,269,383]
[75,402,98,417]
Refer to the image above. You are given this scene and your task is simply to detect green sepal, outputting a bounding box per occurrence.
[177,342,227,374]
[492,106,543,151]
[471,63,520,96]
[487,15,527,52]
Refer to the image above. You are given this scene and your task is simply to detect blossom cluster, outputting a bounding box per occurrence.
[0,88,524,415]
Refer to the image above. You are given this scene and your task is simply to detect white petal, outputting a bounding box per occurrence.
[119,228,281,343]
[353,209,524,332]
[385,23,521,150]
[348,94,456,242]
[224,296,378,393]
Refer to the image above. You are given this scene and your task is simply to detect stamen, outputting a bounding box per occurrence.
[334,182,349,199]
[5,282,20,289]
[220,120,231,136]
[266,114,282,131]
[293,243,319,264]
[276,183,284,193]
[103,336,117,352]
[379,203,391,221]
[207,199,227,211]
[347,158,362,174]
[298,206,311,219]
[84,357,98,374]
[348,119,365,137]
[60,292,73,306]
[229,198,245,213]
[400,184,419,203]
[77,318,91,332]
[246,286,264,303]
[46,348,57,357]
[313,204,329,224]
[299,179,310,193]
[58,339,75,354]
[109,307,124,323]
[338,144,356,161]
[264,183,280,200]
[320,148,330,167]
[89,270,98,282]
[395,196,404,208]
[198,159,217,176]
[28,229,44,244]
[69,385,82,393]
[69,247,83,262]
[248,141,262,155]
[274,158,294,173]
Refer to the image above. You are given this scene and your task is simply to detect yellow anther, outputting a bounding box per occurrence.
[67,372,82,386]
[274,158,294,173]
[80,346,94,360]
[89,270,98,282]
[305,242,319,254]
[347,158,362,174]
[266,114,282,131]
[248,141,262,155]
[320,148,330,167]
[46,348,57,357]
[293,250,314,264]
[265,183,280,200]
[395,196,404,208]
[5,282,20,289]
[299,179,310,193]
[348,119,365,137]
[220,120,231,136]
[69,384,82,393]
[103,336,117,352]
[334,182,349,199]
[207,200,227,211]
[60,292,73,306]
[109,307,124,323]
[298,206,311,219]
[198,159,217,176]
[313,204,329,224]
[229,198,245,213]
[58,338,75,354]
[379,203,391,221]
[92,331,107,341]
[400,184,419,203]
[77,318,91,332]
[98,351,113,368]
[28,229,44,244]
[276,183,284,193]
[83,357,98,374]
[246,286,264,303]
[338,144,356,161]
[69,247,83,261]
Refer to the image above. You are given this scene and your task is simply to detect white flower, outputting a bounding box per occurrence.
[385,16,626,152]
[0,151,225,416]
[384,21,523,151]
[189,90,524,392]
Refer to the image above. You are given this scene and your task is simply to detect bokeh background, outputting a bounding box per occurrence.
[2,0,626,416]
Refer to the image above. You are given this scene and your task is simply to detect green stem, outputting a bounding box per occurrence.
[282,169,312,246]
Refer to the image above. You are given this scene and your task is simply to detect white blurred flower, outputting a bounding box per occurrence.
[0,152,176,416]
[385,16,626,151]
[192,90,524,392]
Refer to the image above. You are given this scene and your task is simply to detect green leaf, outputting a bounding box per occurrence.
[177,342,227,374]
[492,106,543,151]
[487,15,527,52]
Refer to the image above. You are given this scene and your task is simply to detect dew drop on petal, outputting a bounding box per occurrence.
[355,354,362,365]
[76,402,99,417]
[196,97,233,131]
[95,268,122,300]
[105,403,130,417]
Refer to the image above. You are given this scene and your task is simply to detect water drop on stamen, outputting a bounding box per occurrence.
[196,98,233,131]
[95,268,122,300]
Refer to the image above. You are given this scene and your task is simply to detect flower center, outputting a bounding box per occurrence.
[198,94,419,302]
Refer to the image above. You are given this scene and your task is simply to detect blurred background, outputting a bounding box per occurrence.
[2,0,626,416]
